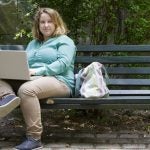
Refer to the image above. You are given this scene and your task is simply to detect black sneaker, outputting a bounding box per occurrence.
[15,137,43,150]
[0,94,20,118]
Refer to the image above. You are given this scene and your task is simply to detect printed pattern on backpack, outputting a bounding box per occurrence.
[75,62,109,98]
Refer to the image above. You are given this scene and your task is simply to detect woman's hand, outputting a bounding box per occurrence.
[29,69,36,76]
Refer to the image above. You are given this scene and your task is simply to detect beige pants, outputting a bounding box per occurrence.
[0,77,71,140]
[0,80,15,97]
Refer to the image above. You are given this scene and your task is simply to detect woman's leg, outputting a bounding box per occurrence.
[0,80,20,118]
[18,76,70,140]
[0,79,14,97]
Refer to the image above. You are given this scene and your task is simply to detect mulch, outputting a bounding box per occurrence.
[0,109,150,141]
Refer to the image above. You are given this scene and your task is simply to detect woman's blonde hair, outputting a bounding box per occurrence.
[32,8,69,41]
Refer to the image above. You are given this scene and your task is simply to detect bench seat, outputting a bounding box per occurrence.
[40,96,150,109]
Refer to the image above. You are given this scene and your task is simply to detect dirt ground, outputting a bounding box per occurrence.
[0,109,150,141]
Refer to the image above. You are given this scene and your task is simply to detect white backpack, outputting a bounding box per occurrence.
[75,62,109,98]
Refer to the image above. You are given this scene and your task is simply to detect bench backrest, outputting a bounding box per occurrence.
[1,44,150,96]
[76,45,150,95]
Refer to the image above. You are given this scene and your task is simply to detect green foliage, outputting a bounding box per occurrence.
[15,0,150,44]
[123,0,150,44]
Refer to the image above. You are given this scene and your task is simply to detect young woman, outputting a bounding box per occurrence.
[0,7,76,149]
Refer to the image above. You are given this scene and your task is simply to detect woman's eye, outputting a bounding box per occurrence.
[40,21,45,24]
[48,20,52,23]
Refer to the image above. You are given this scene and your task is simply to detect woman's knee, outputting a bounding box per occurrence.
[18,82,35,98]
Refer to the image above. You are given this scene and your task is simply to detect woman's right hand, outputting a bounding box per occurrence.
[29,69,36,76]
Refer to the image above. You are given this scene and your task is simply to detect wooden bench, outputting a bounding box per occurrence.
[1,44,150,110]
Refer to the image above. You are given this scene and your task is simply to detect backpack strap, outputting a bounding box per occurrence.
[101,65,109,85]
[74,69,83,97]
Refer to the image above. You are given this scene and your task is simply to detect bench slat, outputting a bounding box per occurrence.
[44,96,150,104]
[110,90,150,95]
[107,67,150,74]
[1,44,150,52]
[75,67,150,75]
[76,56,150,64]
[77,45,150,52]
[41,103,150,109]
[109,79,150,86]
[0,45,25,50]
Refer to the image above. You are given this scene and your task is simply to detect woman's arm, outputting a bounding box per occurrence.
[35,42,76,76]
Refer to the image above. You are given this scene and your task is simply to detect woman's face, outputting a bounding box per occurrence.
[39,12,55,41]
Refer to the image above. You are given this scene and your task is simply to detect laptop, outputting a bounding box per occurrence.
[0,50,41,80]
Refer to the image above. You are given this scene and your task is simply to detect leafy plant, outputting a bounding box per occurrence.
[15,0,150,44]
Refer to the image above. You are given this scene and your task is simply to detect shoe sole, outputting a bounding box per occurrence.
[31,146,43,150]
[14,146,43,150]
[0,97,20,118]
